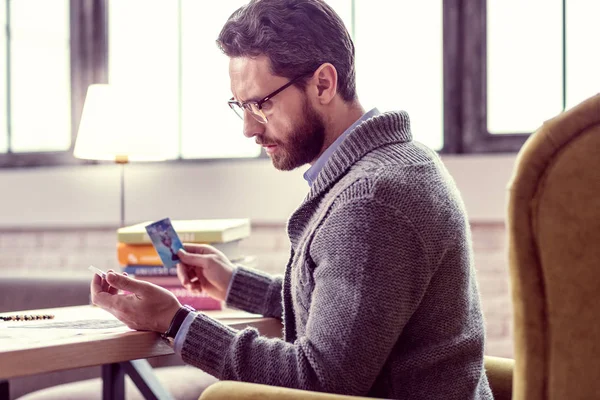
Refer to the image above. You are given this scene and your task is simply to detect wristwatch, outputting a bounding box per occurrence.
[161,304,195,345]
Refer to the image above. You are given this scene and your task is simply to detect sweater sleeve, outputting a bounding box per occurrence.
[225,265,283,319]
[180,197,437,396]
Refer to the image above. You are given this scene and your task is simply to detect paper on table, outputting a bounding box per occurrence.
[0,315,132,350]
[5,319,126,330]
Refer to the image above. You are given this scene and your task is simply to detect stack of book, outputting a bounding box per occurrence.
[116,218,252,310]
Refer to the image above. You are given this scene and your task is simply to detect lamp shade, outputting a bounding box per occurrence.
[74,84,174,162]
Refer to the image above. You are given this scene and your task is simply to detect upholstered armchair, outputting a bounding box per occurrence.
[507,92,600,400]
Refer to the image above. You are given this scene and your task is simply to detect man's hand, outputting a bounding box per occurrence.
[176,244,235,302]
[90,270,182,333]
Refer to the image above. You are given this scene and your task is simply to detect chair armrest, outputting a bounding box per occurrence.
[484,355,514,400]
[199,381,378,400]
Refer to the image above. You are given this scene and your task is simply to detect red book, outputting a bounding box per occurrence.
[164,286,222,311]
[136,276,181,286]
[128,277,222,310]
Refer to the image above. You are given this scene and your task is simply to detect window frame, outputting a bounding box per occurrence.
[440,0,461,154]
[459,0,564,153]
[3,0,565,168]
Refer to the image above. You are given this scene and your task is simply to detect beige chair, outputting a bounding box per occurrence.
[507,92,600,400]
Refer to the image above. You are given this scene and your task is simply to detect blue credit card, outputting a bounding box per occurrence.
[145,218,184,268]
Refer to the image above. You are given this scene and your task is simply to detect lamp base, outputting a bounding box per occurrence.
[115,154,129,164]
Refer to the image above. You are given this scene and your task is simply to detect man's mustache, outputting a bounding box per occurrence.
[255,137,279,146]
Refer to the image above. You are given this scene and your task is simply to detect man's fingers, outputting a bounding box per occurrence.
[180,243,215,255]
[176,263,190,285]
[91,272,119,296]
[111,272,128,294]
[177,262,204,289]
[90,273,103,294]
[91,291,119,309]
[107,284,119,295]
[195,274,209,287]
[106,272,147,295]
[184,273,207,292]
[101,278,111,293]
[177,249,210,268]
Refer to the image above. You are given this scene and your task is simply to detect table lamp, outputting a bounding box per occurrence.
[74,84,173,227]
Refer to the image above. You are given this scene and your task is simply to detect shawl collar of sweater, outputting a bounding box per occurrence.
[307,110,412,201]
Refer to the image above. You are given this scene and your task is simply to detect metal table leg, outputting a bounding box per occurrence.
[0,380,8,400]
[121,359,174,400]
[102,363,125,400]
[102,359,173,400]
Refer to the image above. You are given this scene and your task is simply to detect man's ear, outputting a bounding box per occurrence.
[312,63,338,105]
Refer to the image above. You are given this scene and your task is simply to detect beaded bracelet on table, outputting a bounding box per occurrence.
[0,314,55,321]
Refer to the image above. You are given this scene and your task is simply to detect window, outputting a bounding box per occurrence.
[10,0,71,152]
[0,0,107,168]
[326,0,353,31]
[180,0,353,158]
[0,1,6,153]
[2,0,443,166]
[107,0,354,160]
[107,0,180,160]
[487,0,563,134]
[566,0,600,109]
[1,0,71,155]
[180,0,258,159]
[462,0,600,152]
[3,0,598,167]
[355,0,443,151]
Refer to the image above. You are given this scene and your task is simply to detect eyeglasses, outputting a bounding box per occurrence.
[228,73,308,124]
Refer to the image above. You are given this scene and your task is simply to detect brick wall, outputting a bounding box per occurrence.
[0,222,512,358]
[470,223,513,358]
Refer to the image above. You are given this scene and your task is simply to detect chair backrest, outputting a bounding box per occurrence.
[507,93,600,400]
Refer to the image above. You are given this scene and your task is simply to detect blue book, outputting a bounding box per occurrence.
[122,265,178,276]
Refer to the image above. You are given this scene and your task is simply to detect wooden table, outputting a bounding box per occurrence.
[0,305,283,400]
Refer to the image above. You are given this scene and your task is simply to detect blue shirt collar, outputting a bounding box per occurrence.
[303,108,380,186]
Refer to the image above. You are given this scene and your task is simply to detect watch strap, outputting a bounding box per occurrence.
[163,305,195,340]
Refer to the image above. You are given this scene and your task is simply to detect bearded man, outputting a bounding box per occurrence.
[91,1,493,398]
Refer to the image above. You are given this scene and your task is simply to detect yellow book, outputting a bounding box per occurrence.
[117,218,251,244]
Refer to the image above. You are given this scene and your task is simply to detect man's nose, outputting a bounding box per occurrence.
[242,112,265,138]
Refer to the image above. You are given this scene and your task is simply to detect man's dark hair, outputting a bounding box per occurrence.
[217,0,357,102]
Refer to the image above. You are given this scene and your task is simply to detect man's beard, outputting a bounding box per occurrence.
[262,98,326,171]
